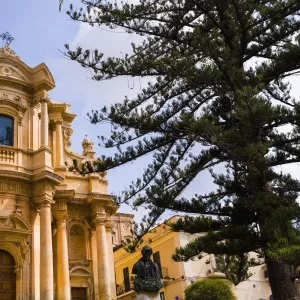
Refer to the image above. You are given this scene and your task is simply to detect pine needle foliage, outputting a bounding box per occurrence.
[63,0,300,298]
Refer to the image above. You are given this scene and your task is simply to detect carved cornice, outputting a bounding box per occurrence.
[32,170,63,185]
[53,189,75,202]
[0,177,30,196]
[87,193,114,204]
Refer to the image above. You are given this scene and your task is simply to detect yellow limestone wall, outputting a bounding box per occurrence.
[114,219,188,300]
[0,45,119,300]
[114,217,271,300]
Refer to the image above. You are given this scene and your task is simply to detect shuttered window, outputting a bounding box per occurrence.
[123,267,130,292]
[153,251,162,278]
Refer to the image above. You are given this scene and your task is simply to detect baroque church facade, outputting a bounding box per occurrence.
[0,45,128,300]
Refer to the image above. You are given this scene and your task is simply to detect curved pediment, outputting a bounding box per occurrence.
[0,214,31,232]
[0,46,55,91]
[0,64,29,83]
[10,214,31,231]
[70,266,92,277]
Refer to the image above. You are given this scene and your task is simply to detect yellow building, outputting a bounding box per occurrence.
[114,216,272,300]
[0,44,130,300]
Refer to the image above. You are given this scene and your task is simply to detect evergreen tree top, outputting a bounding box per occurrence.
[63,1,300,295]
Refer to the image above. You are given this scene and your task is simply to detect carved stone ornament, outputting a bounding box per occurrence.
[0,216,15,229]
[64,127,73,148]
[14,200,22,215]
[1,93,8,100]
[11,242,26,260]
[70,224,85,236]
[14,95,21,102]
[14,265,22,279]
[2,66,12,76]
[18,113,24,125]
[82,136,94,152]
[82,136,96,159]
[0,45,20,59]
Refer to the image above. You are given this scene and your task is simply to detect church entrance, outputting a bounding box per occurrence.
[0,250,16,300]
[71,287,87,300]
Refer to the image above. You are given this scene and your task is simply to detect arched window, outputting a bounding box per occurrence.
[0,115,13,146]
[69,224,87,260]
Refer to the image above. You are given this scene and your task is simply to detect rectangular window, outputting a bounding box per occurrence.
[0,115,13,146]
[123,267,130,292]
[160,292,165,300]
[153,251,163,278]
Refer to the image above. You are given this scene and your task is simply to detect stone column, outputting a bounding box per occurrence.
[39,197,54,300]
[94,218,111,300]
[54,210,71,300]
[55,119,64,167]
[40,96,50,148]
[106,222,117,299]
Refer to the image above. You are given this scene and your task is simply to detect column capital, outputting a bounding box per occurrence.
[92,214,106,226]
[105,221,113,232]
[54,118,63,125]
[33,91,50,105]
[34,194,55,206]
[53,211,68,221]
[39,92,50,103]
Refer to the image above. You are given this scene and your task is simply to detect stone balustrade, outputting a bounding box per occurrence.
[0,147,15,163]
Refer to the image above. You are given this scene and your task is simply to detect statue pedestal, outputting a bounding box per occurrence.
[136,292,160,300]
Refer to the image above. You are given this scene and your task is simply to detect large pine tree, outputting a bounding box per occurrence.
[64,1,300,299]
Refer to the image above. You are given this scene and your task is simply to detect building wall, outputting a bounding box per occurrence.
[114,217,272,300]
[0,45,118,300]
[111,213,134,248]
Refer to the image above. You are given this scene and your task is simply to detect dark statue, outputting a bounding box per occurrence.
[132,246,163,293]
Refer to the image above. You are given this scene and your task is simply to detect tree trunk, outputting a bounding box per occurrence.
[266,260,300,300]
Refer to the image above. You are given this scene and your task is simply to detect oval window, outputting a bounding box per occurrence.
[0,115,13,146]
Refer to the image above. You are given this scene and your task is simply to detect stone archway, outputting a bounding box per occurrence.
[0,241,29,300]
[0,249,16,300]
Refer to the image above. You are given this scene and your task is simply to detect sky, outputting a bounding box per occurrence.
[1,1,300,222]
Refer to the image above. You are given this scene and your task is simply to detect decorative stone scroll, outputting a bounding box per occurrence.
[64,127,73,148]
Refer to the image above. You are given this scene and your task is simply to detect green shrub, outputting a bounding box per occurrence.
[185,279,236,300]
